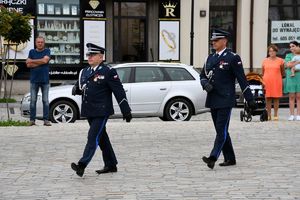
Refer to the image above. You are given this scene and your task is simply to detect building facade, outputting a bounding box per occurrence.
[0,0,300,92]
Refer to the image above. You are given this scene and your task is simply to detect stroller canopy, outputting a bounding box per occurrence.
[246,72,264,86]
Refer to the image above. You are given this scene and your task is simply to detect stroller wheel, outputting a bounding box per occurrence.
[260,110,268,122]
[245,115,252,122]
[240,110,244,121]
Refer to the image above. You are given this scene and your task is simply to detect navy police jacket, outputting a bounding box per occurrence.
[78,63,131,118]
[200,48,253,109]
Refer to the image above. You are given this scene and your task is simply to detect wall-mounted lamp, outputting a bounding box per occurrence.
[200,10,206,17]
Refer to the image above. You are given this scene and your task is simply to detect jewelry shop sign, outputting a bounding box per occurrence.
[82,0,106,18]
[0,0,35,15]
[271,20,300,43]
[159,0,180,19]
[159,0,180,61]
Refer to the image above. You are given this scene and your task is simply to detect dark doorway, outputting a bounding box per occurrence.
[113,2,147,62]
[209,0,237,52]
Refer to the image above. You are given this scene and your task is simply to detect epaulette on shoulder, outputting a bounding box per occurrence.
[100,64,109,70]
[229,51,237,56]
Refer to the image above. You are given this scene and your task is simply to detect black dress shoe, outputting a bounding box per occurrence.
[95,166,117,174]
[202,156,216,169]
[71,162,85,177]
[219,160,236,167]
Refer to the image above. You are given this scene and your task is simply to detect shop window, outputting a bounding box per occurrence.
[36,0,80,65]
[268,0,300,57]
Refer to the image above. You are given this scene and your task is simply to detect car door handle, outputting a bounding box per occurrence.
[160,88,167,90]
[125,89,128,92]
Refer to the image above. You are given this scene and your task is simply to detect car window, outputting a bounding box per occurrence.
[164,67,195,81]
[135,67,165,83]
[116,67,131,83]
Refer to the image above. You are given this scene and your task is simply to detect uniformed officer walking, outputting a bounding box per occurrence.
[71,43,132,177]
[200,29,257,169]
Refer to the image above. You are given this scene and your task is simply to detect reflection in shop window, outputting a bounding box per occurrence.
[36,0,80,65]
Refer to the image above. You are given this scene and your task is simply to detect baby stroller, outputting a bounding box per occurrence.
[240,72,268,122]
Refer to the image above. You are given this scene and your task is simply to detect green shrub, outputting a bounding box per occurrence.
[0,98,17,103]
[0,120,30,126]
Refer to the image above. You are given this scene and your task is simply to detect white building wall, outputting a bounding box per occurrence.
[237,0,251,71]
[252,0,269,70]
[237,0,269,72]
[180,0,210,68]
[180,0,192,65]
[194,0,209,68]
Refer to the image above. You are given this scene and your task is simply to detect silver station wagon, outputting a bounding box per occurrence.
[21,62,209,123]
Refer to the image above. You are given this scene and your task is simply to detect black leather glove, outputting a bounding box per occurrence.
[72,85,77,96]
[123,113,132,123]
[72,81,82,96]
[247,100,257,110]
[204,83,213,93]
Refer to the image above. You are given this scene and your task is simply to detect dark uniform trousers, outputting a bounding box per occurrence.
[200,48,254,162]
[78,117,117,168]
[210,108,235,161]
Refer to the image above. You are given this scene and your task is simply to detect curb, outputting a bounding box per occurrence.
[0,103,20,108]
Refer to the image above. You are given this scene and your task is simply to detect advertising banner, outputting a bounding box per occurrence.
[271,20,300,43]
[159,21,179,61]
[82,0,106,18]
[84,20,106,60]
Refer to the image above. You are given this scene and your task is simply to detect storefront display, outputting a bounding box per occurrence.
[37,17,80,64]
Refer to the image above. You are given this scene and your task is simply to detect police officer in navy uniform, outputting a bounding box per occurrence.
[71,43,132,177]
[200,29,257,169]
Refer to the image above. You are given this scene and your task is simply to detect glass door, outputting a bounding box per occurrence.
[113,2,147,62]
[209,0,237,52]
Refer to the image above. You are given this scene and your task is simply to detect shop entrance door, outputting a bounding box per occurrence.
[209,0,237,52]
[113,2,147,62]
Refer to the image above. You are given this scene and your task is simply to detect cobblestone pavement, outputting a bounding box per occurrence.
[0,108,299,200]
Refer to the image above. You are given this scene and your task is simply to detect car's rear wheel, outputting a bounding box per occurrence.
[159,116,168,121]
[164,98,193,121]
[49,100,78,123]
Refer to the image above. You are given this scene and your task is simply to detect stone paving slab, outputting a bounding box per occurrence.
[0,108,299,199]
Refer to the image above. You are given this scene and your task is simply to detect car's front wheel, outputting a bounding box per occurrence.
[164,98,193,121]
[49,100,78,123]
